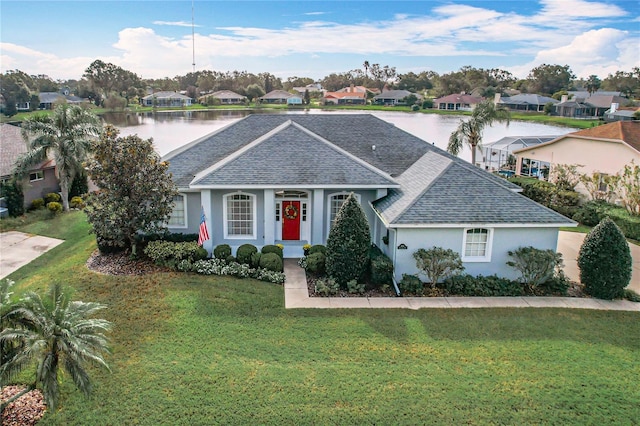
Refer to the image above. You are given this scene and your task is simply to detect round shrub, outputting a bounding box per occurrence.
[259,252,283,272]
[31,198,45,210]
[309,245,327,255]
[578,217,632,300]
[261,244,283,260]
[306,252,326,275]
[213,244,232,259]
[226,255,236,264]
[236,244,258,265]
[45,192,61,204]
[398,274,423,296]
[70,196,85,209]
[46,201,62,214]
[250,252,262,268]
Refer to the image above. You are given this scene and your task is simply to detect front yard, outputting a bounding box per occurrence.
[3,212,640,425]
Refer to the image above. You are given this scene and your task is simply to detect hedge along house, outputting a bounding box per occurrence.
[163,114,575,282]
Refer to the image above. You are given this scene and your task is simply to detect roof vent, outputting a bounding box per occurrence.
[372,145,376,151]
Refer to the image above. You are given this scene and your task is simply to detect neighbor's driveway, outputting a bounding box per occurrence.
[557,231,640,293]
[0,231,64,280]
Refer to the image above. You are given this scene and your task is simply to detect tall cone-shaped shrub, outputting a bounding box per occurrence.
[325,193,371,287]
[578,217,632,299]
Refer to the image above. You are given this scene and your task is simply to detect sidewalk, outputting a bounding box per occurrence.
[283,259,640,312]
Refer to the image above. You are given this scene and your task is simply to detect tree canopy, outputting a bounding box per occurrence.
[85,125,178,255]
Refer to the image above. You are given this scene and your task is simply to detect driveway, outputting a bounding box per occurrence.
[557,231,640,293]
[0,231,64,280]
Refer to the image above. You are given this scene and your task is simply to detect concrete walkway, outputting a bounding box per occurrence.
[0,231,64,280]
[283,231,640,311]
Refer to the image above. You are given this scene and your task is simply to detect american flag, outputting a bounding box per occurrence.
[198,206,210,246]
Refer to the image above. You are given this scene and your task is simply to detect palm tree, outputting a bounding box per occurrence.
[15,104,102,211]
[363,61,370,79]
[447,99,510,166]
[0,283,111,411]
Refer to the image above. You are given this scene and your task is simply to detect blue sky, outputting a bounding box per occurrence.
[1,0,638,81]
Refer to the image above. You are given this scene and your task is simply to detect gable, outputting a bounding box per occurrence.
[191,121,398,187]
[165,114,434,187]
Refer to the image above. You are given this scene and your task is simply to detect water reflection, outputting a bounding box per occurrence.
[103,109,577,162]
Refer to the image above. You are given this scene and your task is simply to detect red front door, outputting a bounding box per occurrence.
[282,201,300,240]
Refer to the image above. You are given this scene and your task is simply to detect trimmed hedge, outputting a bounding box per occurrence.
[573,201,640,240]
[214,244,232,259]
[261,244,283,260]
[442,274,523,297]
[369,245,393,286]
[236,244,258,265]
[578,217,632,299]
[259,252,283,272]
[309,245,327,255]
[306,252,326,275]
[144,240,208,268]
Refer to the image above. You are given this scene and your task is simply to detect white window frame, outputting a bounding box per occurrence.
[462,228,493,262]
[168,194,188,228]
[29,171,44,182]
[327,192,361,234]
[223,192,256,239]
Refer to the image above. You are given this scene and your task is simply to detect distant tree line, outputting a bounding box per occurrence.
[2,60,639,116]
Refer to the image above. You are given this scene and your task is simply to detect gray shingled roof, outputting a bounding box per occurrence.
[0,124,26,177]
[164,114,434,186]
[192,121,397,187]
[374,160,574,225]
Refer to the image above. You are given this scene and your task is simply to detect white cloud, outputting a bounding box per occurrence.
[537,0,628,19]
[153,21,201,28]
[507,28,637,78]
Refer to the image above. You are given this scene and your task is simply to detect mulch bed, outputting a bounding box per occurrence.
[86,249,170,276]
[0,386,46,426]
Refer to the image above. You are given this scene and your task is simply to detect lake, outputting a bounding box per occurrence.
[103,109,577,162]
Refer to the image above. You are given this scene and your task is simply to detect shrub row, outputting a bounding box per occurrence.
[211,243,284,272]
[144,240,208,269]
[508,177,581,218]
[573,201,640,241]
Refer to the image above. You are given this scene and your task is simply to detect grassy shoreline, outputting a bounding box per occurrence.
[2,103,600,129]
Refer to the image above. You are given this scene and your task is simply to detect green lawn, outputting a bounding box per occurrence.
[3,212,640,425]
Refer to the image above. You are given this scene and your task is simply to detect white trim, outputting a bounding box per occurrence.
[29,171,44,182]
[223,192,257,240]
[167,193,188,228]
[388,222,577,228]
[190,184,398,189]
[461,227,493,262]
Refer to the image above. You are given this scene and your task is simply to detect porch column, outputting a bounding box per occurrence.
[201,189,214,255]
[312,189,324,245]
[264,189,275,245]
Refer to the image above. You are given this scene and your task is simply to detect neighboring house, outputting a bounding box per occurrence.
[292,83,324,97]
[433,94,483,111]
[0,124,60,206]
[322,91,367,105]
[555,94,628,118]
[259,90,302,104]
[199,90,247,105]
[373,90,422,106]
[495,94,558,112]
[514,121,640,194]
[142,91,193,107]
[480,135,561,173]
[163,114,575,282]
[604,105,638,122]
[38,92,85,110]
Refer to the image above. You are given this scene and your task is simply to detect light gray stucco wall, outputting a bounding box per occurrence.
[393,227,560,282]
